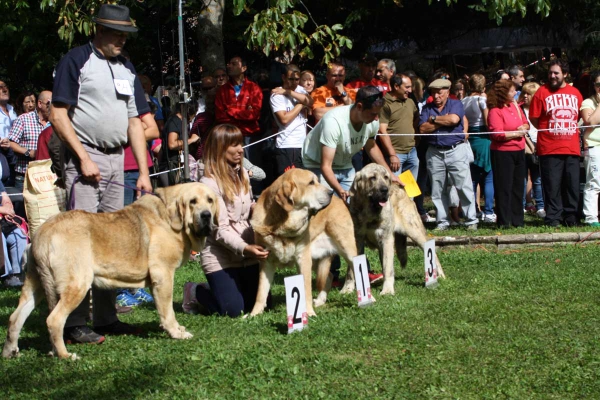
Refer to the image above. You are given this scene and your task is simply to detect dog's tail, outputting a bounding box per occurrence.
[28,243,59,311]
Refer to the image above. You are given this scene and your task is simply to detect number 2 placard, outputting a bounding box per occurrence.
[284,275,308,334]
[353,255,374,307]
[424,239,438,288]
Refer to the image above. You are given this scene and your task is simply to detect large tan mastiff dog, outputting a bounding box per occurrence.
[2,182,218,360]
[249,169,358,317]
[349,164,445,295]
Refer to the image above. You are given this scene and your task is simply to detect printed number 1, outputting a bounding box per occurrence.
[359,264,366,295]
[291,287,301,324]
[427,248,434,277]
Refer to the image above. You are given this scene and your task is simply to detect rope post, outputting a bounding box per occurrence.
[178,0,190,182]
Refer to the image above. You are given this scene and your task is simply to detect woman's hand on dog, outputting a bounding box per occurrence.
[244,244,270,259]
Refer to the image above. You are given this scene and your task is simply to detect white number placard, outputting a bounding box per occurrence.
[113,79,133,96]
[424,239,438,288]
[284,275,308,334]
[353,254,374,307]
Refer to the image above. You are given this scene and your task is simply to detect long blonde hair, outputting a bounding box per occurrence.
[203,124,249,204]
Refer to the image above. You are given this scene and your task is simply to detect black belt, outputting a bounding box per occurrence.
[431,141,463,150]
[82,142,122,154]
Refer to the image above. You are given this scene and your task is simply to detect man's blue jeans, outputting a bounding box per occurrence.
[393,147,419,182]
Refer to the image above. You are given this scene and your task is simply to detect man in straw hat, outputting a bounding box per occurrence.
[49,4,152,344]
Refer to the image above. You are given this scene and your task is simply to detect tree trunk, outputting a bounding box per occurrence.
[197,0,225,75]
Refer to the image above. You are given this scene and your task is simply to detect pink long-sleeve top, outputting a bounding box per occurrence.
[488,102,528,151]
[200,170,257,274]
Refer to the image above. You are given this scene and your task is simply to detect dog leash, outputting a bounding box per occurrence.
[69,175,157,210]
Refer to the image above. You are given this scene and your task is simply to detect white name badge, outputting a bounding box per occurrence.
[424,239,438,288]
[353,254,374,307]
[114,79,133,96]
[284,275,308,334]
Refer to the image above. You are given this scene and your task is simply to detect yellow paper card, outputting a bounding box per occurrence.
[399,170,421,197]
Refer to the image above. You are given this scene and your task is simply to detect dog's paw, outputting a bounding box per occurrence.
[2,346,19,359]
[339,283,354,294]
[313,297,326,308]
[380,284,395,296]
[180,331,193,340]
[306,309,317,317]
[68,353,80,361]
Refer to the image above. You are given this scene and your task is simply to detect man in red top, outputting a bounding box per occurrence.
[347,55,390,95]
[215,56,263,161]
[529,59,583,227]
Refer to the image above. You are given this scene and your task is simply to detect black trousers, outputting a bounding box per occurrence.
[274,147,304,177]
[491,149,526,228]
[539,154,580,225]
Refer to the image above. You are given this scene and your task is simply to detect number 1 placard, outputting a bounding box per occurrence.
[284,275,308,334]
[424,239,438,288]
[353,255,374,307]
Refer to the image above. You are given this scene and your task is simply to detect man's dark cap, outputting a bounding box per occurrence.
[359,54,378,66]
[93,4,138,33]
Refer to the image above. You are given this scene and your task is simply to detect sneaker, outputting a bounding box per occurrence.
[182,282,199,314]
[132,288,154,303]
[586,221,600,227]
[536,209,546,218]
[476,210,482,220]
[466,223,478,231]
[94,320,143,336]
[116,305,133,314]
[368,273,383,284]
[64,326,105,344]
[421,213,435,223]
[3,274,24,288]
[116,290,142,307]
[482,213,497,223]
[525,204,536,214]
[434,223,449,231]
[449,220,460,227]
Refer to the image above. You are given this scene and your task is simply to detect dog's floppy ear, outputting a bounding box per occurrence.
[275,179,296,212]
[157,187,184,231]
[349,172,364,197]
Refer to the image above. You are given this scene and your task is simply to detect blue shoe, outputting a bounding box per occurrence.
[132,288,154,303]
[116,290,142,307]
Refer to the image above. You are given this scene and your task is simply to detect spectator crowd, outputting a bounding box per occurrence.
[1,4,599,337]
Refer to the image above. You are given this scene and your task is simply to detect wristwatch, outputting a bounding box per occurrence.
[431,115,437,124]
[24,149,30,158]
[341,91,348,98]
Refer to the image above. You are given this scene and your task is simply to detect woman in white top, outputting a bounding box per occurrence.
[462,74,494,222]
[518,82,544,218]
[580,71,600,226]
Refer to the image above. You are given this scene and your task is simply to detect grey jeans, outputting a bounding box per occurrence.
[426,142,478,226]
[63,143,124,328]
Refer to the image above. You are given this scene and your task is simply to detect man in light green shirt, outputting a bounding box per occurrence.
[302,86,400,202]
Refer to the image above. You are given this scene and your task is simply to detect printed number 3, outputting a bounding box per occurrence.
[427,248,434,277]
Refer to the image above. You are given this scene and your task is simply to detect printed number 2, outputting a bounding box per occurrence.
[291,287,301,324]
[359,264,366,295]
[427,248,434,277]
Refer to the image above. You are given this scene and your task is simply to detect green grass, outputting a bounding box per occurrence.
[1,244,600,399]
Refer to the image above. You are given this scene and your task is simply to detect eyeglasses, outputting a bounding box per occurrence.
[594,82,600,88]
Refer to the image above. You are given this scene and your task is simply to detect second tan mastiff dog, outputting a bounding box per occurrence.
[2,183,219,360]
[349,164,445,295]
[249,169,358,317]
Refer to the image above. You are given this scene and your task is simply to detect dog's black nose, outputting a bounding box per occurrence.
[380,186,389,195]
[200,211,211,221]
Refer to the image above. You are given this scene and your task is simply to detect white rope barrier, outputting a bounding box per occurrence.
[375,124,600,137]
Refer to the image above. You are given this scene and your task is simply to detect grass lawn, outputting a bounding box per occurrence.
[1,243,599,399]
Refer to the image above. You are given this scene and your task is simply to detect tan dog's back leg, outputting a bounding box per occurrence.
[401,226,446,279]
[150,268,192,339]
[2,269,45,358]
[249,260,276,316]
[335,236,358,295]
[313,256,333,308]
[46,281,93,360]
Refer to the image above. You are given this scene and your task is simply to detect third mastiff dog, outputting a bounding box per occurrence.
[2,183,218,360]
[249,169,358,317]
[349,164,445,295]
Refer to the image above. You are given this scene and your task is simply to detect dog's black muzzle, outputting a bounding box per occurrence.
[195,210,214,236]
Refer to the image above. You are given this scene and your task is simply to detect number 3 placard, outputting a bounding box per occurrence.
[424,239,438,288]
[284,275,308,334]
[353,255,374,307]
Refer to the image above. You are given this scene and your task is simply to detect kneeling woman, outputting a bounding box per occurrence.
[183,124,269,316]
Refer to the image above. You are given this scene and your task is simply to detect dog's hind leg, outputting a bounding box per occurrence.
[338,238,358,295]
[249,260,276,317]
[395,234,408,268]
[2,268,45,359]
[151,268,192,339]
[313,256,333,308]
[46,282,91,360]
